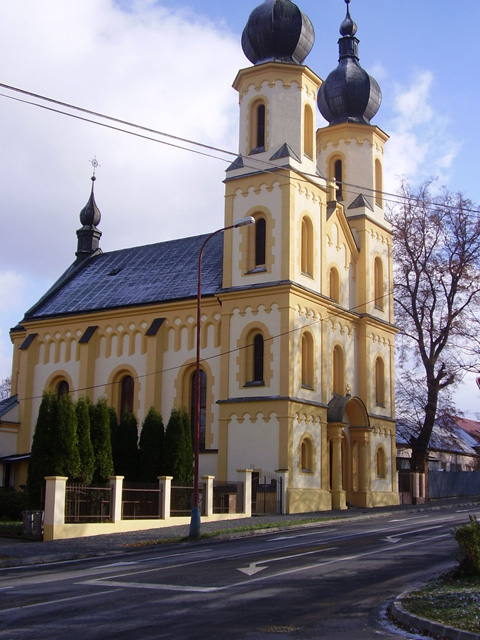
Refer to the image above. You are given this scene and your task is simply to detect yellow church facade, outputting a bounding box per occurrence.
[1,0,398,513]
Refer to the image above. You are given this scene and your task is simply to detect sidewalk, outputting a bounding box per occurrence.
[1,497,479,569]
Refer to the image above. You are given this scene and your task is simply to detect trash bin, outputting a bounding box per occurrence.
[22,510,44,539]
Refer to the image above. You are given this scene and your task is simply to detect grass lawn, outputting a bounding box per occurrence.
[0,521,24,538]
[402,571,480,634]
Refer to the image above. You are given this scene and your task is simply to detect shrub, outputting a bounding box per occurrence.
[0,489,27,521]
[454,515,480,576]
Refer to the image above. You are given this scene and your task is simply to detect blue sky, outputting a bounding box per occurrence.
[1,0,479,415]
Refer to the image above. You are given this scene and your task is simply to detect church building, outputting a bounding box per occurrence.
[0,0,398,512]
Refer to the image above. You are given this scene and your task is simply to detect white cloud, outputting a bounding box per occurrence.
[384,69,460,193]
[0,0,247,378]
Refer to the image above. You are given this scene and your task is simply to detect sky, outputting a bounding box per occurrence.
[1,0,480,417]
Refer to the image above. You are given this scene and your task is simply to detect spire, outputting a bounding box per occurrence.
[317,0,381,126]
[76,161,102,261]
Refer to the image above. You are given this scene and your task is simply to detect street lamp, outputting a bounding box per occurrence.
[189,216,255,540]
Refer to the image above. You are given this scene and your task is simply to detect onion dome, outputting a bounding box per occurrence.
[79,176,101,227]
[317,0,381,125]
[241,0,315,66]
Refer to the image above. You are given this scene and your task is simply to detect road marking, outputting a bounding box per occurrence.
[382,524,443,543]
[82,579,222,593]
[269,529,337,541]
[238,547,337,576]
[0,589,120,614]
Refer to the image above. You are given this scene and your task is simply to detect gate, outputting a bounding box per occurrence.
[252,472,282,515]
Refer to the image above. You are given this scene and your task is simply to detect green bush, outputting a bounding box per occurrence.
[454,515,480,576]
[0,489,27,521]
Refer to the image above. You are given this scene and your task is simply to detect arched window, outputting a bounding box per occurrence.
[250,101,266,153]
[191,369,207,450]
[253,334,264,383]
[301,216,313,277]
[375,357,385,406]
[334,159,343,201]
[301,332,314,389]
[120,375,134,415]
[246,332,265,385]
[376,447,387,478]
[301,437,314,473]
[375,159,383,207]
[57,380,69,398]
[303,104,314,158]
[255,217,266,267]
[329,267,340,303]
[332,345,345,396]
[374,257,384,310]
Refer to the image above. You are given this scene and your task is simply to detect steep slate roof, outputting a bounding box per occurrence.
[0,395,18,418]
[23,232,224,320]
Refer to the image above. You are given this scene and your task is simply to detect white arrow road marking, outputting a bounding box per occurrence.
[238,563,267,576]
[383,524,443,543]
[237,547,337,576]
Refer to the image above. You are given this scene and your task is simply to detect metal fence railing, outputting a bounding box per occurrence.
[213,482,244,514]
[170,483,204,516]
[65,483,112,523]
[121,482,162,519]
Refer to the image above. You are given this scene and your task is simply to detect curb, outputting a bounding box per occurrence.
[391,589,480,640]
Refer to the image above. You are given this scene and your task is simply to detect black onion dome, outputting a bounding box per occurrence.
[80,176,101,227]
[317,2,381,125]
[241,0,315,65]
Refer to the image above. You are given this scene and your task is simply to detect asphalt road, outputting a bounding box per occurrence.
[0,504,477,640]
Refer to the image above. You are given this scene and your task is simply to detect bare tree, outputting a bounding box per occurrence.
[0,376,11,400]
[392,180,480,471]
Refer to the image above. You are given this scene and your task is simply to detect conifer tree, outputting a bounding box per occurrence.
[109,406,119,467]
[27,392,57,508]
[138,407,164,482]
[55,391,81,480]
[115,411,139,481]
[163,408,193,483]
[89,398,114,483]
[75,397,95,485]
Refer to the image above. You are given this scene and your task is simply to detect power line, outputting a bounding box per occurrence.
[2,82,479,215]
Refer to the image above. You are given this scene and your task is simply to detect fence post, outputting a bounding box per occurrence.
[110,476,124,523]
[275,469,289,515]
[237,469,253,517]
[158,476,173,519]
[43,476,68,541]
[202,475,215,516]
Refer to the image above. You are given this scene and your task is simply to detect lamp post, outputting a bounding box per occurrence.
[189,216,255,540]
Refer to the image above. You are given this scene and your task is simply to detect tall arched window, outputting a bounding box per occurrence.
[250,101,266,153]
[332,345,345,396]
[253,334,264,383]
[57,380,69,398]
[376,446,387,478]
[120,375,134,415]
[329,267,340,303]
[191,369,207,450]
[301,216,313,277]
[301,437,314,473]
[375,159,383,207]
[302,332,314,389]
[255,217,266,267]
[375,357,385,406]
[303,104,314,158]
[334,159,343,201]
[374,257,384,310]
[246,332,265,385]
